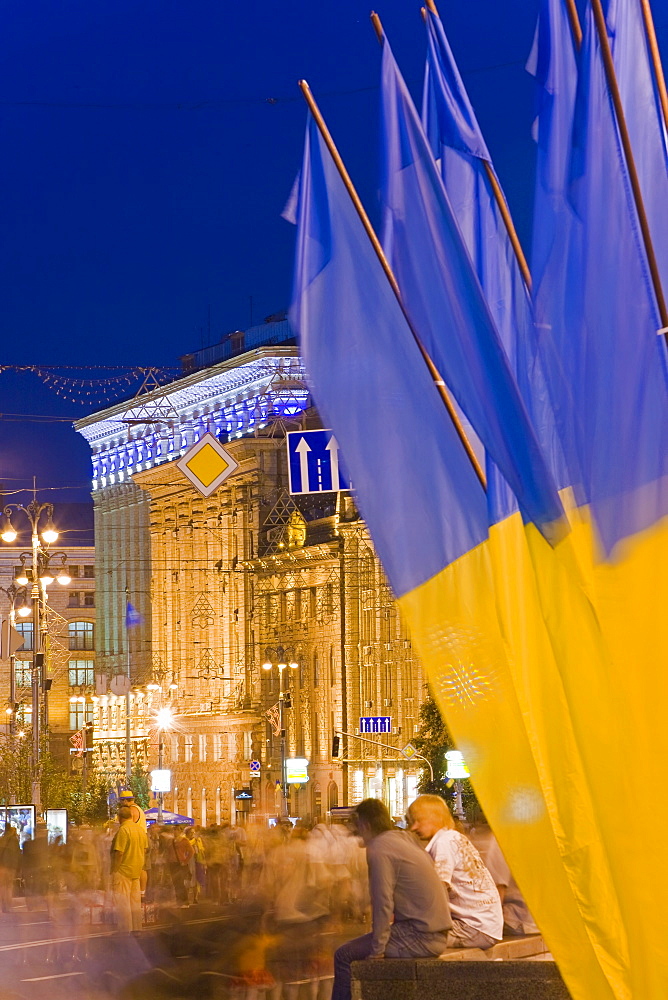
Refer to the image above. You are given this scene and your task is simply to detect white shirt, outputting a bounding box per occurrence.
[426,828,502,940]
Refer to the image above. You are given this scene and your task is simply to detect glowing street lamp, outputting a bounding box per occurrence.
[154,705,175,822]
[262,646,299,817]
[1,496,68,808]
[445,750,470,821]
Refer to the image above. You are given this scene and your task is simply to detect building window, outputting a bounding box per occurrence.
[69,659,94,686]
[69,701,93,730]
[199,734,207,762]
[213,734,222,760]
[69,565,80,578]
[14,622,33,652]
[14,661,32,688]
[69,592,95,608]
[69,621,94,651]
[171,735,179,762]
[185,735,193,762]
[243,731,252,760]
[82,565,95,579]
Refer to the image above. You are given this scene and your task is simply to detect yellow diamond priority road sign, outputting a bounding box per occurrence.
[176,432,239,497]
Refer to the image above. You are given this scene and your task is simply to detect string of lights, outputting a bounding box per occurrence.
[0,365,180,406]
[0,60,530,113]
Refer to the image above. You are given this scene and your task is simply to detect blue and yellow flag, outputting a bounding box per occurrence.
[529,2,668,996]
[291,107,621,1000]
[293,1,668,992]
[382,23,631,1000]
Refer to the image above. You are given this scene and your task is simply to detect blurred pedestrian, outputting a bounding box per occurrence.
[185,826,206,902]
[22,822,51,912]
[0,825,20,912]
[172,826,195,906]
[111,805,148,932]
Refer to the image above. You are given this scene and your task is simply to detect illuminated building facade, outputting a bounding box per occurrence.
[75,325,427,823]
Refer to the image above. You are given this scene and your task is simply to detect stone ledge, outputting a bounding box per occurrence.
[352,956,572,1000]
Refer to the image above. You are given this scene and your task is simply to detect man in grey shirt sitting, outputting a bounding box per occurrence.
[332,798,452,1000]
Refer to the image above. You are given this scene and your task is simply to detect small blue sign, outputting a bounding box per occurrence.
[287,430,349,495]
[107,790,118,808]
[360,716,393,734]
[249,760,261,774]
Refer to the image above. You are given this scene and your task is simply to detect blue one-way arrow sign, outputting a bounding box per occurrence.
[360,717,393,734]
[287,430,349,495]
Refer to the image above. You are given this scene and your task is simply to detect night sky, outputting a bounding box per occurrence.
[0,0,665,505]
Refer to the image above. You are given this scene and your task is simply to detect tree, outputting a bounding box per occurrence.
[0,730,110,823]
[412,686,481,822]
[129,761,150,809]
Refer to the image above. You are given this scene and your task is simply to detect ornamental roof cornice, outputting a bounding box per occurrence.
[74,346,302,446]
[75,347,307,492]
[240,541,339,572]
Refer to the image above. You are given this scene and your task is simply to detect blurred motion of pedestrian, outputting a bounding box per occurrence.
[185,826,206,902]
[111,804,148,932]
[172,825,195,906]
[469,822,539,936]
[22,822,51,912]
[119,789,148,894]
[0,825,20,913]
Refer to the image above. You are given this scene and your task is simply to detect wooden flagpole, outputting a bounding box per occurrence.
[590,0,668,333]
[419,0,532,290]
[564,0,583,50]
[297,79,486,490]
[638,0,668,136]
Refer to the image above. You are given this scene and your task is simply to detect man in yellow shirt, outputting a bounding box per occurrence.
[111,805,148,932]
[118,789,148,893]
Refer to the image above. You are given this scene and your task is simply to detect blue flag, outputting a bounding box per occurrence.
[602,0,668,298]
[125,601,143,629]
[422,8,567,522]
[379,32,564,541]
[528,0,584,490]
[558,7,668,552]
[290,112,487,597]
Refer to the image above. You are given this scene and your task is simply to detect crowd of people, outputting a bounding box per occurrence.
[0,792,537,999]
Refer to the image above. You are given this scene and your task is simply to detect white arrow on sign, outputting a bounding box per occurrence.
[295,437,311,492]
[326,435,340,491]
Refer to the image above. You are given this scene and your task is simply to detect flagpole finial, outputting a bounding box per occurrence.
[370,12,383,44]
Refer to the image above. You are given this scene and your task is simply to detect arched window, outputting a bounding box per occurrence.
[328,780,339,810]
[68,621,94,651]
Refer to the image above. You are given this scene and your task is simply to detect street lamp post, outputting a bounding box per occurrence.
[262,646,299,818]
[154,705,175,823]
[1,497,69,808]
[0,583,31,739]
